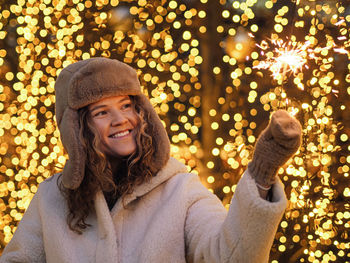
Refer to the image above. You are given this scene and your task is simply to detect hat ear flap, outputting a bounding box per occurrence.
[60,107,86,189]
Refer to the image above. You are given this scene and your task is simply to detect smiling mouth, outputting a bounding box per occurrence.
[109,130,131,139]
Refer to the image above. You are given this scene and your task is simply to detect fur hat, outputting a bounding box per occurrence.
[55,57,170,189]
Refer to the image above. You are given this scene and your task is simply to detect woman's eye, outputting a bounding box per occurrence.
[94,110,107,117]
[122,103,132,110]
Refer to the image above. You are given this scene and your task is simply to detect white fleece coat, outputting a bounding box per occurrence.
[1,157,287,263]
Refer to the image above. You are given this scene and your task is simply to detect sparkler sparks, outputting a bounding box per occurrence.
[254,39,313,81]
[253,38,349,82]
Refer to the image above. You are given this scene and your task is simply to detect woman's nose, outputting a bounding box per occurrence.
[111,110,128,126]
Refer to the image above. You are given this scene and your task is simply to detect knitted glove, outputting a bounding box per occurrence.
[248,110,302,186]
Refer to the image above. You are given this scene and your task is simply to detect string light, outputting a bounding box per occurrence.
[0,0,349,261]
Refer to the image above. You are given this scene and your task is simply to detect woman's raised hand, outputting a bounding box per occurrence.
[248,110,302,187]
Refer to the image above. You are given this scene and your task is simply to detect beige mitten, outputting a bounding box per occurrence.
[248,110,302,186]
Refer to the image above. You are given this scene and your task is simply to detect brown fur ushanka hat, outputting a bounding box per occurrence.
[55,57,170,189]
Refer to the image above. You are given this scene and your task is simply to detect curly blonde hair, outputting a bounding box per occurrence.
[59,96,160,234]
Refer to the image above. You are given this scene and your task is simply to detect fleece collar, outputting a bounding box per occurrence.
[109,157,187,215]
[94,157,187,240]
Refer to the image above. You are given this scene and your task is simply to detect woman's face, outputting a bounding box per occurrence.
[88,95,139,158]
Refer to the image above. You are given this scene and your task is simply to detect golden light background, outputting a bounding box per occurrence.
[0,0,349,262]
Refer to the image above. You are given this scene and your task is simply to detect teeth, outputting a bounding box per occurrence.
[110,130,130,138]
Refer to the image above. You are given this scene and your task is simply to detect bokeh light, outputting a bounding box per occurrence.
[0,0,349,261]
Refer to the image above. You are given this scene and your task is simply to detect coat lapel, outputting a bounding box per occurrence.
[111,157,187,217]
[94,191,118,262]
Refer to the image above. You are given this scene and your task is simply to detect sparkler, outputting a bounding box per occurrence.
[253,14,349,84]
[253,39,311,81]
[253,37,349,84]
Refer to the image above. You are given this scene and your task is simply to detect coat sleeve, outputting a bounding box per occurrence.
[0,188,46,263]
[185,170,288,263]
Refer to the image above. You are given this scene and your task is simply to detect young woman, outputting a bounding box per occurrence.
[0,58,301,263]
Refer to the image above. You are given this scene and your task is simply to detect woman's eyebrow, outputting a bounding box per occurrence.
[119,97,131,103]
[90,97,131,112]
[89,104,106,112]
